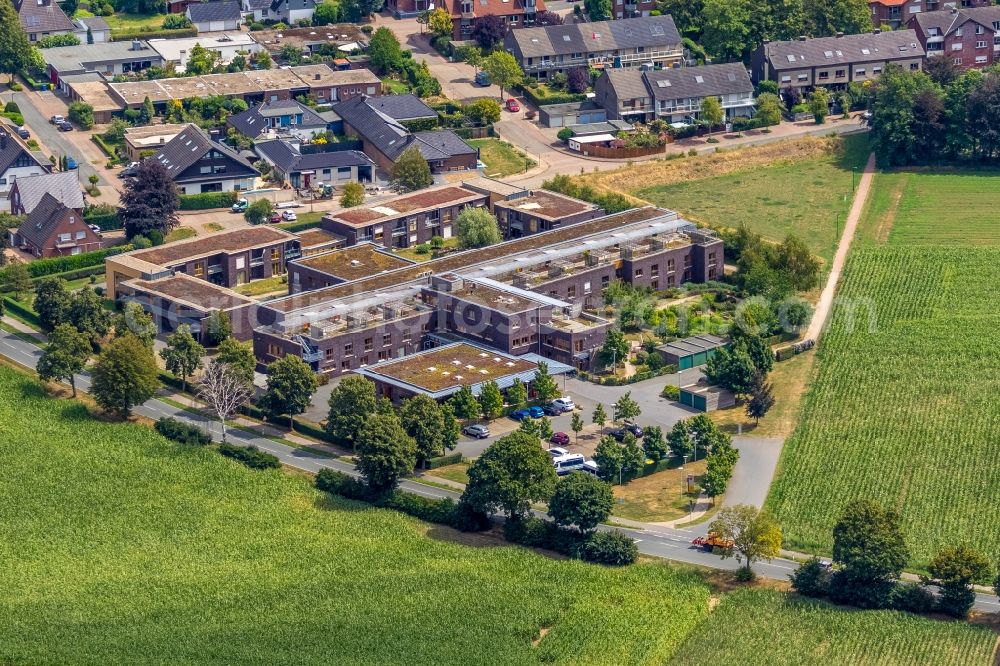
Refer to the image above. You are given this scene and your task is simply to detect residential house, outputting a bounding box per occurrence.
[15,0,75,43]
[442,0,545,41]
[12,193,102,258]
[9,171,84,216]
[243,0,272,21]
[909,6,1000,68]
[73,16,111,43]
[386,0,432,17]
[123,124,190,161]
[152,124,260,194]
[504,14,683,79]
[594,62,755,123]
[254,140,375,188]
[289,65,382,104]
[751,30,925,90]
[228,99,330,141]
[42,40,164,92]
[333,95,477,174]
[186,0,242,31]
[612,0,656,19]
[870,0,989,28]
[0,129,51,201]
[148,33,260,69]
[266,0,315,24]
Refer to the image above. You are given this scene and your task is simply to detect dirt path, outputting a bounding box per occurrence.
[804,152,876,342]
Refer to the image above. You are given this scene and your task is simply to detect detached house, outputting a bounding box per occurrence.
[15,0,75,42]
[0,129,51,201]
[186,0,242,31]
[441,0,545,41]
[10,171,84,216]
[751,30,924,90]
[12,193,102,258]
[228,99,330,141]
[504,14,682,79]
[595,62,754,123]
[909,6,1000,69]
[254,140,375,189]
[153,124,260,194]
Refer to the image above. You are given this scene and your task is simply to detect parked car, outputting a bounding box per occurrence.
[527,405,544,419]
[510,408,531,421]
[610,422,644,441]
[88,224,102,234]
[506,98,520,112]
[58,121,73,132]
[474,71,491,86]
[462,424,490,439]
[49,114,65,124]
[550,432,570,446]
[547,446,569,458]
[118,166,138,179]
[231,198,249,213]
[281,210,297,221]
[551,396,575,411]
[269,212,282,224]
[553,453,586,475]
[65,157,77,170]
[16,126,29,139]
[542,403,565,416]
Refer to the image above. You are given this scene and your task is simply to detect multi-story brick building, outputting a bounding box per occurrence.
[909,6,1000,68]
[441,0,544,41]
[870,0,989,29]
[492,189,603,239]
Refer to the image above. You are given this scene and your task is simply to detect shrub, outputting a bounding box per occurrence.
[6,246,128,279]
[557,127,574,142]
[218,443,281,470]
[155,417,211,445]
[414,243,430,255]
[382,492,457,525]
[427,452,462,469]
[790,558,831,598]
[661,384,680,400]
[3,101,19,114]
[178,191,238,210]
[162,13,192,29]
[891,582,937,614]
[109,27,196,41]
[8,81,21,91]
[579,531,639,565]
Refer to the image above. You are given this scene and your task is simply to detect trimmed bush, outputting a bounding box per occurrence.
[579,531,639,565]
[2,298,40,327]
[218,443,281,470]
[84,211,123,231]
[155,417,211,445]
[557,127,574,142]
[427,452,463,469]
[110,27,196,41]
[660,384,680,400]
[11,246,128,279]
[276,218,323,233]
[519,85,585,107]
[178,191,239,210]
[315,468,462,525]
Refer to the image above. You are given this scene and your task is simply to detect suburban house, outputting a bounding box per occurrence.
[504,14,683,79]
[0,129,51,201]
[186,0,242,31]
[268,65,381,104]
[152,124,260,194]
[15,0,75,43]
[254,140,376,189]
[612,0,657,19]
[123,124,190,161]
[9,171,84,216]
[73,16,111,43]
[751,30,925,90]
[42,41,164,93]
[333,95,477,173]
[909,6,1000,68]
[386,0,432,17]
[11,193,102,258]
[265,0,316,24]
[594,62,755,123]
[228,99,330,141]
[870,0,989,28]
[440,0,545,41]
[148,33,260,68]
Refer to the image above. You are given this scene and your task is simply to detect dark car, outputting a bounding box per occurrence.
[16,127,29,140]
[542,403,566,416]
[58,121,73,132]
[550,432,570,446]
[269,212,282,224]
[610,422,644,441]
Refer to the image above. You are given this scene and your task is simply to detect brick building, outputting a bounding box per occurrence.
[12,194,103,258]
[441,0,544,41]
[909,6,1000,68]
[492,189,603,238]
[871,0,990,28]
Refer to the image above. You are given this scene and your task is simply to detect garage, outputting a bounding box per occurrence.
[656,334,728,371]
[538,100,608,128]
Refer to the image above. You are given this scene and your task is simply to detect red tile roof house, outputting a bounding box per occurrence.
[443,0,546,41]
[908,6,1000,69]
[11,193,103,258]
[870,0,990,29]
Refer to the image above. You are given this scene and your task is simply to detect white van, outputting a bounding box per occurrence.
[553,453,586,475]
[581,460,600,477]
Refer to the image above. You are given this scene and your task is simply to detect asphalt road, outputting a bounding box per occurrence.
[1,327,997,613]
[13,91,108,188]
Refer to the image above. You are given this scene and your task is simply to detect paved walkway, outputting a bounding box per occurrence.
[805,152,877,342]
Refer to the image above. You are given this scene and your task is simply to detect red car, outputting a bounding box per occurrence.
[269,212,282,224]
[550,432,570,446]
[506,98,520,112]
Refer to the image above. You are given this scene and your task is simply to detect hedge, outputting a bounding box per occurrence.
[452,125,495,139]
[519,85,585,107]
[218,443,281,470]
[276,219,323,233]
[427,452,463,469]
[91,134,121,160]
[578,365,676,386]
[155,417,211,445]
[178,191,238,210]
[31,265,107,284]
[84,211,123,231]
[19,71,48,91]
[19,246,129,278]
[2,297,40,327]
[110,26,196,41]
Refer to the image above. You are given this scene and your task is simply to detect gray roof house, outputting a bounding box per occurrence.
[9,171,85,215]
[43,40,164,91]
[504,14,683,78]
[254,139,375,188]
[73,16,111,43]
[594,62,755,123]
[751,30,925,89]
[228,99,329,140]
[153,124,260,194]
[15,0,75,42]
[186,0,243,31]
[0,128,52,200]
[267,0,315,24]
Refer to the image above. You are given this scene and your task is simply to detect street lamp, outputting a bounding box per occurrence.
[680,454,687,470]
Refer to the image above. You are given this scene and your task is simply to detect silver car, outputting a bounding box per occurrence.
[462,424,490,439]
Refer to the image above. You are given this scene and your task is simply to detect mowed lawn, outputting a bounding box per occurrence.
[669,590,996,666]
[634,134,870,262]
[469,138,535,178]
[767,171,1000,567]
[0,367,713,665]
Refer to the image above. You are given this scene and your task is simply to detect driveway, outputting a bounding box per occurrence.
[724,436,785,509]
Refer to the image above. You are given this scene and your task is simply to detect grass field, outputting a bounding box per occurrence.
[670,590,997,666]
[469,139,535,178]
[102,12,168,35]
[235,274,287,297]
[632,134,868,262]
[767,171,1000,567]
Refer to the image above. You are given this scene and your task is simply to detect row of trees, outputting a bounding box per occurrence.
[791,499,998,618]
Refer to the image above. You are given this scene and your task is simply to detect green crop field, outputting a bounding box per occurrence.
[768,171,1000,566]
[633,134,869,263]
[670,590,997,666]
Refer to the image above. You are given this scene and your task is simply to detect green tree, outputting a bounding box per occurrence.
[482,50,523,101]
[67,102,94,130]
[506,378,527,411]
[709,505,782,580]
[326,375,377,450]
[440,401,460,451]
[428,6,453,37]
[260,355,318,427]
[340,181,365,208]
[456,44,483,70]
[570,412,584,444]
[746,372,775,424]
[37,323,91,397]
[591,403,607,430]
[802,0,871,38]
[479,380,505,421]
[830,499,910,609]
[584,0,611,20]
[537,416,554,442]
[449,384,481,423]
[185,43,220,75]
[518,416,539,439]
[464,98,501,126]
[3,262,32,300]
[33,278,72,332]
[700,95,724,135]
[599,327,629,369]
[356,411,417,493]
[667,420,694,460]
[593,435,623,482]
[548,472,613,532]
[613,391,640,422]
[532,361,559,403]
[68,288,112,343]
[455,206,502,249]
[642,425,667,461]
[389,145,433,193]
[0,0,35,83]
[755,92,783,127]
[159,324,204,392]
[926,545,992,618]
[700,0,751,62]
[699,452,733,501]
[369,26,404,74]
[205,310,232,347]
[115,301,156,347]
[91,335,159,418]
[244,199,274,225]
[400,394,447,465]
[462,431,558,518]
[621,433,645,480]
[809,87,830,124]
[313,0,339,25]
[216,337,257,385]
[141,95,155,124]
[704,347,757,396]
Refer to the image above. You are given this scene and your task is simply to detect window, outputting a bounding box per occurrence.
[708,252,717,266]
[378,350,388,361]
[267,343,282,357]
[954,57,964,64]
[58,233,71,243]
[271,248,280,260]
[796,74,808,81]
[567,285,576,298]
[956,27,963,36]
[325,348,335,360]
[402,330,411,342]
[344,342,353,356]
[583,280,591,294]
[952,42,964,50]
[601,275,610,288]
[855,68,866,76]
[634,268,643,278]
[364,337,373,352]
[818,71,829,80]
[194,263,204,277]
[341,359,351,371]
[651,264,658,278]
[75,231,86,240]
[873,66,882,74]
[383,333,391,346]
[977,40,987,48]
[976,55,988,63]
[976,24,984,34]
[667,258,675,273]
[780,75,791,83]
